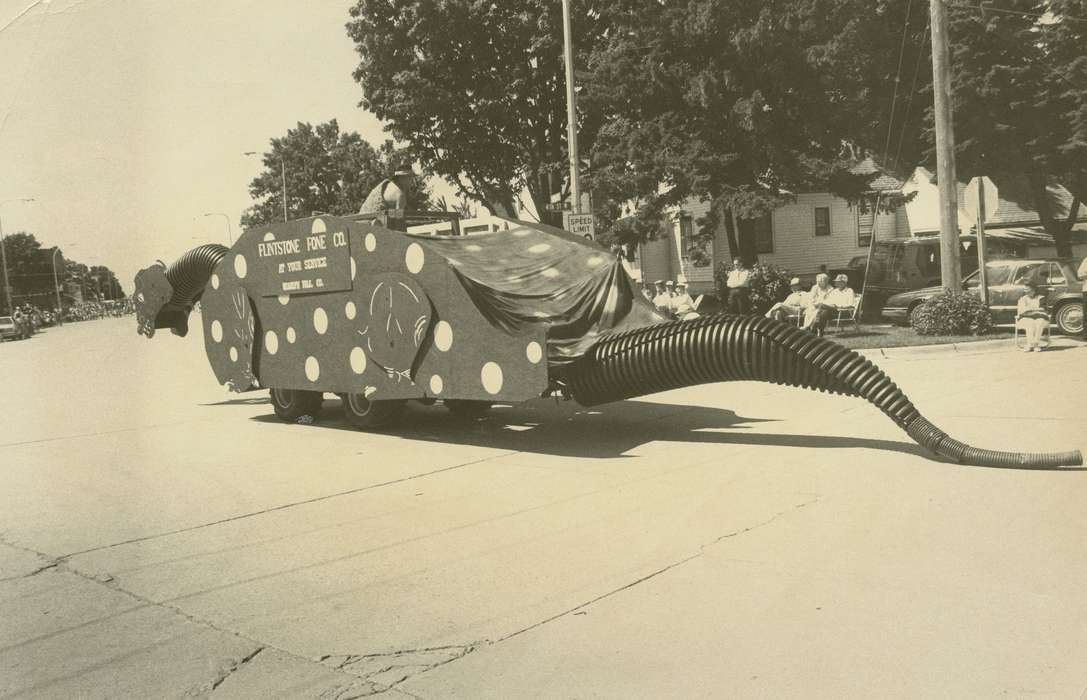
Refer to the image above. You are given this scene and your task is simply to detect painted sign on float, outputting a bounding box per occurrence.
[252,218,352,297]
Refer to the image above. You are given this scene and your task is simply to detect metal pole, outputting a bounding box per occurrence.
[930,0,961,290]
[51,248,63,324]
[974,179,989,305]
[561,0,582,214]
[281,159,289,222]
[0,213,9,316]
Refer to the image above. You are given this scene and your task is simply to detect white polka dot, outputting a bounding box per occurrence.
[229,346,238,362]
[286,327,296,343]
[526,341,543,364]
[466,244,482,252]
[210,320,223,342]
[541,267,560,278]
[311,218,326,234]
[434,321,453,351]
[265,330,279,355]
[481,362,503,394]
[305,356,320,382]
[278,294,290,305]
[345,301,356,320]
[262,232,275,241]
[528,243,551,254]
[513,229,531,237]
[210,273,220,290]
[313,307,328,334]
[349,346,367,374]
[405,243,425,273]
[586,256,605,268]
[429,374,443,394]
[350,257,357,280]
[234,254,247,278]
[365,233,377,252]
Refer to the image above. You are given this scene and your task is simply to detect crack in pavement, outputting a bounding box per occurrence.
[206,646,265,693]
[60,449,520,559]
[320,644,478,695]
[493,495,823,646]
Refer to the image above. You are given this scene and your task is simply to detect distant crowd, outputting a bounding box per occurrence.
[4,299,134,340]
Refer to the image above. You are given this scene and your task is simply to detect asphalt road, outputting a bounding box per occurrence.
[2,317,1085,699]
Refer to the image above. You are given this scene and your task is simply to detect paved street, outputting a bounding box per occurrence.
[2,317,1085,699]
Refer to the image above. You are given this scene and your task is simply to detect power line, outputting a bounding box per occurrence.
[882,0,916,168]
[945,0,1087,25]
[893,24,931,174]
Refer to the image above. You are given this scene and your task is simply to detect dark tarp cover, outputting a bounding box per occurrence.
[408,217,664,364]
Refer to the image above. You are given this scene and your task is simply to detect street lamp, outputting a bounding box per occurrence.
[203,212,233,245]
[244,151,288,222]
[0,197,35,315]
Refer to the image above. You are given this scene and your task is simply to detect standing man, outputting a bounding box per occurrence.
[726,258,752,314]
[1079,255,1087,342]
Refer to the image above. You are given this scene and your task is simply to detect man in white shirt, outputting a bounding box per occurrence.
[1078,256,1087,341]
[651,280,672,317]
[670,281,699,320]
[808,274,855,335]
[766,277,809,324]
[726,258,752,314]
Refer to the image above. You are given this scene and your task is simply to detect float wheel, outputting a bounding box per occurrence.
[340,393,406,429]
[269,388,324,422]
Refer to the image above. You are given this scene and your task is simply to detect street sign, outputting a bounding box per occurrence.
[563,212,595,240]
[545,202,570,212]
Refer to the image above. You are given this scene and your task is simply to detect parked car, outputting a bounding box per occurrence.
[882,257,1084,334]
[0,316,16,341]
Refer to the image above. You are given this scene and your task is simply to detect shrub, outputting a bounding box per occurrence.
[713,261,793,315]
[911,291,993,336]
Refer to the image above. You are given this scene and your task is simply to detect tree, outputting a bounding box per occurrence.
[933,0,1085,256]
[346,0,611,220]
[241,119,431,229]
[581,0,926,256]
[2,232,56,309]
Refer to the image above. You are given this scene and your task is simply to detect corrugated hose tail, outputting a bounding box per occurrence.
[165,244,229,309]
[564,314,1082,469]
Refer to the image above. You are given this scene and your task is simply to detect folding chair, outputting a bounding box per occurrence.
[830,295,862,331]
[1014,316,1051,349]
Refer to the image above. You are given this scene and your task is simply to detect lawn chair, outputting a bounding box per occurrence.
[830,295,862,331]
[1014,315,1051,349]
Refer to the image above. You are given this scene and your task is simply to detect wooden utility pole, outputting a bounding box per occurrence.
[929,0,961,289]
[561,0,582,214]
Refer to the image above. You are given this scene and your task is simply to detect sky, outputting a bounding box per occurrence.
[0,0,448,291]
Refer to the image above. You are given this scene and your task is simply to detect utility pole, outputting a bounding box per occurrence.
[561,0,582,215]
[930,0,961,290]
[280,159,288,222]
[51,248,64,324]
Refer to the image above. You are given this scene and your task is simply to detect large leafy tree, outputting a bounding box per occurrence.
[935,0,1085,256]
[346,0,609,219]
[582,0,928,257]
[241,119,430,229]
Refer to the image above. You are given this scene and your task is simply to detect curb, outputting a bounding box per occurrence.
[859,336,1086,360]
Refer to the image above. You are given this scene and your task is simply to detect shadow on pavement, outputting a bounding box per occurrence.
[249,397,933,461]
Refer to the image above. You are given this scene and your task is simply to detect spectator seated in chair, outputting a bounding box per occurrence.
[670,281,700,320]
[805,273,855,336]
[765,277,809,325]
[1016,280,1050,352]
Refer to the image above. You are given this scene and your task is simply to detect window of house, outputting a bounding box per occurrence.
[676,214,710,267]
[814,207,831,236]
[754,213,773,253]
[857,205,875,247]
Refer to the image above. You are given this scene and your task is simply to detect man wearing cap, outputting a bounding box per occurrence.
[808,273,856,335]
[670,280,699,320]
[651,280,672,317]
[765,277,809,324]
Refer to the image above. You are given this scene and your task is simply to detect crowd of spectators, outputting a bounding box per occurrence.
[3,299,134,341]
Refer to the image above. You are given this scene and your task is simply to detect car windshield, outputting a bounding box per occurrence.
[0,316,12,323]
[964,262,1015,287]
